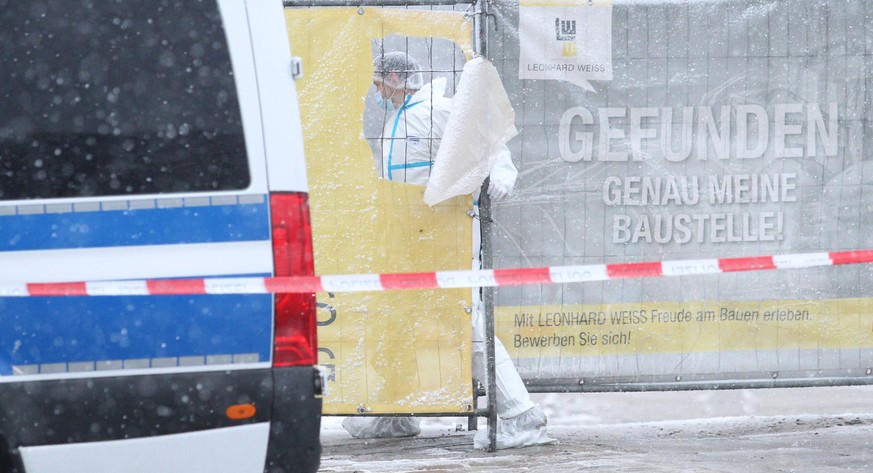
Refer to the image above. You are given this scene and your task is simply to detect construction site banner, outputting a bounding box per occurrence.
[486,0,873,390]
[284,7,475,414]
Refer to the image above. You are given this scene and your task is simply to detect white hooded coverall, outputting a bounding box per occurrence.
[379,77,535,421]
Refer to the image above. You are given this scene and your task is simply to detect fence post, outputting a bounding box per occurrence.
[472,0,498,454]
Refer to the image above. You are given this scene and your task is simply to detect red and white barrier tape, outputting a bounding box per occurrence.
[6,249,873,297]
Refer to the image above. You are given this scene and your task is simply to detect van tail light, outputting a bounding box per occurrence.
[270,192,317,367]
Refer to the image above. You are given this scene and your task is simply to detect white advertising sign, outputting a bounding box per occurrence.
[496,0,873,391]
[518,0,613,91]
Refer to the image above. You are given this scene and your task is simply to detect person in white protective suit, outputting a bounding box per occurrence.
[342,51,552,449]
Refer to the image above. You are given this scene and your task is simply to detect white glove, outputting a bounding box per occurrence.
[487,179,512,201]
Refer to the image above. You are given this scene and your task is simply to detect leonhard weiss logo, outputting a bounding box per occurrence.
[555,18,577,57]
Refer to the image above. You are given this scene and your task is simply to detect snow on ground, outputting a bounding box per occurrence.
[319,386,873,472]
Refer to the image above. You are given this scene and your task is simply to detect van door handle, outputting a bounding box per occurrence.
[291,57,303,80]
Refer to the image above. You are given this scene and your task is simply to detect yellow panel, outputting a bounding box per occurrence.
[286,8,474,415]
[497,298,873,358]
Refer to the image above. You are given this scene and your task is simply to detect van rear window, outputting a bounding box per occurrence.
[0,0,250,200]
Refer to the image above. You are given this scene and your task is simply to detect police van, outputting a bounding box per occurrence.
[0,1,321,472]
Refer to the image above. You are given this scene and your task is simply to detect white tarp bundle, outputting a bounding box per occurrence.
[424,57,518,206]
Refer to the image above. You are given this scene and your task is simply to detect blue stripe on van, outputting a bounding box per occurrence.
[0,199,270,252]
[0,291,272,375]
[0,197,276,375]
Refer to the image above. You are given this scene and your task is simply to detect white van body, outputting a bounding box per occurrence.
[0,1,321,472]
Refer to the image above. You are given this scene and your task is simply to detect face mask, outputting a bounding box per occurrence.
[374,80,401,112]
[375,93,396,112]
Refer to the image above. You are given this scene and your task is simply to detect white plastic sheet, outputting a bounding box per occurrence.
[423,57,518,206]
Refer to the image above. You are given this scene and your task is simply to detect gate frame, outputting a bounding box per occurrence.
[283,0,501,452]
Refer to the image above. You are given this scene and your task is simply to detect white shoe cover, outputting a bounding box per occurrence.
[473,406,555,449]
[342,417,421,439]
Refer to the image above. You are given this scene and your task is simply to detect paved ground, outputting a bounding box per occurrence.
[318,387,873,472]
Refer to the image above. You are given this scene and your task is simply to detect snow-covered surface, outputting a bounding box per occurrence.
[319,386,873,472]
